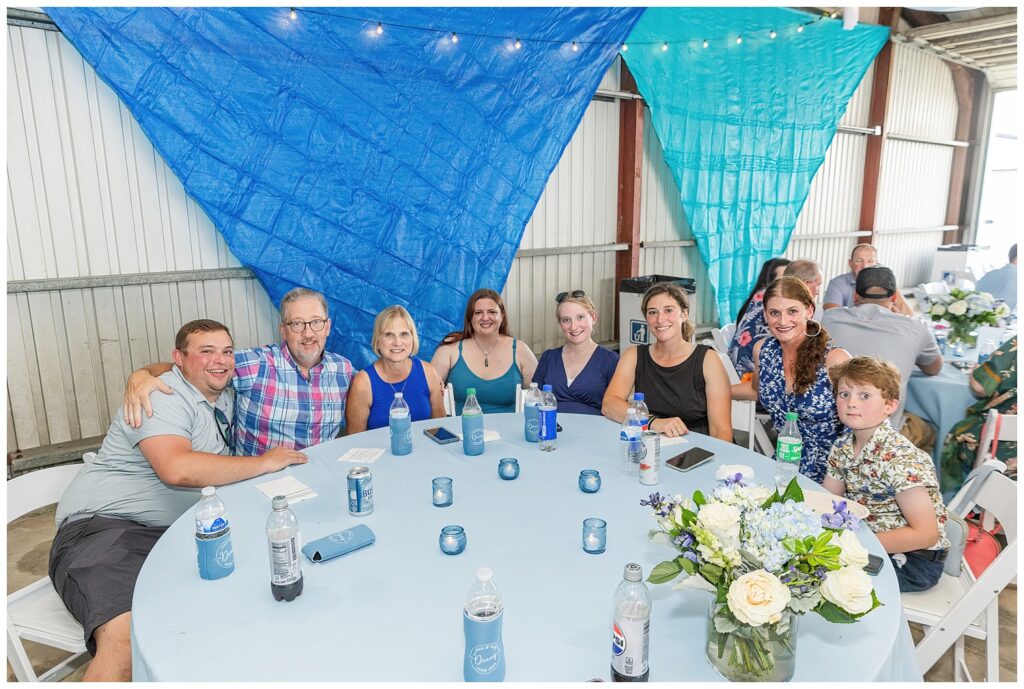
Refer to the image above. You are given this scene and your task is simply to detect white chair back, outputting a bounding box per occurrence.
[514,385,525,414]
[974,410,1017,470]
[442,383,456,417]
[709,327,729,353]
[721,322,736,345]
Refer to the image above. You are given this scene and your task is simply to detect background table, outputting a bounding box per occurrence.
[905,365,979,466]
[131,413,921,681]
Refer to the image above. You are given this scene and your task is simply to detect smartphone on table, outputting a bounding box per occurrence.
[864,554,885,576]
[423,427,459,445]
[665,447,715,472]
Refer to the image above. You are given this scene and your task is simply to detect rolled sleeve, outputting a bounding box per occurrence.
[233,348,265,393]
[123,389,195,447]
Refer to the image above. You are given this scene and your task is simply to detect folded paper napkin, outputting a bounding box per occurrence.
[338,448,384,463]
[302,524,376,563]
[659,435,690,448]
[455,430,502,442]
[256,475,316,504]
[715,464,755,481]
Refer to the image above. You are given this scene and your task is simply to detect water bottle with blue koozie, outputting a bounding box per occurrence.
[522,382,541,442]
[195,486,234,580]
[389,392,412,456]
[463,388,485,456]
[538,384,557,452]
[464,567,505,682]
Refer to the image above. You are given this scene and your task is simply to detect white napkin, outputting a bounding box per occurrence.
[715,464,755,481]
[455,430,501,443]
[338,448,385,463]
[659,435,690,448]
[256,475,316,504]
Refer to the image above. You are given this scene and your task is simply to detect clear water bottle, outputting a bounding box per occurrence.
[463,567,505,682]
[631,393,650,431]
[611,563,651,682]
[977,338,997,365]
[774,411,802,492]
[523,382,541,443]
[194,486,234,580]
[266,495,303,602]
[389,392,412,456]
[538,384,557,452]
[462,387,485,456]
[620,408,643,477]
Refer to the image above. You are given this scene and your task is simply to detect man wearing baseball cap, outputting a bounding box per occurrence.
[822,266,943,428]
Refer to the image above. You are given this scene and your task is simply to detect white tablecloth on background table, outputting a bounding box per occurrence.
[131,413,922,681]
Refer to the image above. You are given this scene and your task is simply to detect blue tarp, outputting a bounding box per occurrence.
[47,7,643,368]
[623,8,888,323]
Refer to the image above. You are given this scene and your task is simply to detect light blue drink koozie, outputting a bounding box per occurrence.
[196,529,234,580]
[463,413,485,456]
[390,414,412,455]
[464,609,505,681]
[523,404,539,442]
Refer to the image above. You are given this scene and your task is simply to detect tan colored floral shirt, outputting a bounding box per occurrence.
[827,422,950,551]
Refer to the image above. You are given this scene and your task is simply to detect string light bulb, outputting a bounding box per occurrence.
[376,22,383,35]
[661,42,669,52]
[770,29,777,39]
[451,31,458,44]
[830,11,838,18]
[797,24,804,33]
[702,39,709,49]
[514,37,522,50]
[621,43,628,52]
[571,41,579,52]
[289,8,296,21]
[735,35,743,45]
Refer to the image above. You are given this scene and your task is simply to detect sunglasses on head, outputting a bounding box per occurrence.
[555,290,587,303]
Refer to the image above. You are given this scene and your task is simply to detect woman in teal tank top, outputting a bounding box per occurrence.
[431,289,538,414]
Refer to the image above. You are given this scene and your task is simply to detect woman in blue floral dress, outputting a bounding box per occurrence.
[744,277,850,483]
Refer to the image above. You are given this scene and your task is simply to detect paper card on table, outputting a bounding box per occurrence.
[455,430,501,443]
[659,435,690,448]
[256,475,316,504]
[338,448,385,463]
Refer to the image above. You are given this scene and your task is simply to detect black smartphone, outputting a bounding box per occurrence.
[423,427,459,445]
[665,447,715,473]
[864,553,885,576]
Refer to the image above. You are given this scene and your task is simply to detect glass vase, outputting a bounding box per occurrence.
[947,322,978,350]
[705,600,798,682]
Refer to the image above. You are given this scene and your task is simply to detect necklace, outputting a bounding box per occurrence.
[474,336,498,367]
[379,361,410,395]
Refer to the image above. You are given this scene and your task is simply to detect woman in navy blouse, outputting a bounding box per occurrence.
[533,290,619,415]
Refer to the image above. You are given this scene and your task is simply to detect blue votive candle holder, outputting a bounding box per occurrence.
[432,477,453,507]
[582,518,607,554]
[579,469,601,493]
[439,525,466,555]
[498,457,520,480]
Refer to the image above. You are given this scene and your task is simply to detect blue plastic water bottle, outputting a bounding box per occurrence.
[195,486,234,580]
[462,388,485,456]
[389,392,412,456]
[464,567,505,682]
[523,383,540,443]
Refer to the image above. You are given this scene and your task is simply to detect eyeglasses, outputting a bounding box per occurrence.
[283,318,328,333]
[555,290,587,303]
[213,407,234,450]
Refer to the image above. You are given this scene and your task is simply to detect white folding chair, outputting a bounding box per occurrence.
[721,322,736,346]
[901,463,1017,681]
[514,386,525,414]
[7,464,89,682]
[442,383,456,417]
[710,325,732,353]
[716,351,773,455]
[974,409,1017,470]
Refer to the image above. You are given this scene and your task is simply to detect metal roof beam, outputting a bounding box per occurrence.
[969,49,1018,62]
[956,39,1018,55]
[980,57,1018,66]
[905,13,1016,41]
[940,29,1016,49]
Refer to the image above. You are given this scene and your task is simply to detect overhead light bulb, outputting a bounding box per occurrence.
[621,43,628,52]
[571,41,579,52]
[514,37,522,50]
[736,35,743,45]
[770,29,777,39]
[289,8,296,21]
[451,32,458,44]
[661,42,668,52]
[797,25,804,33]
[702,39,709,49]
[376,22,383,35]
[830,11,838,18]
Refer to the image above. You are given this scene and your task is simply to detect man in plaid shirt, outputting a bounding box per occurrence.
[124,288,353,453]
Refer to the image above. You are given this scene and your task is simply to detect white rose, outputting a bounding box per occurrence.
[833,530,870,568]
[821,566,875,615]
[726,570,792,626]
[715,464,754,481]
[995,302,1011,318]
[697,502,741,549]
[929,304,946,317]
[947,300,968,316]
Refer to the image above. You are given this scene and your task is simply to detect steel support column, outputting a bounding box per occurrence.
[614,60,644,340]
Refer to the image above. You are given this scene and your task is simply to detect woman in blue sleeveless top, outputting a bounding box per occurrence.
[346,306,446,433]
[431,288,538,414]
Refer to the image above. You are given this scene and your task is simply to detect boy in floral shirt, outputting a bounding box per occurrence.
[824,357,950,592]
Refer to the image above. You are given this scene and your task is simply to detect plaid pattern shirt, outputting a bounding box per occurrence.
[232,343,353,456]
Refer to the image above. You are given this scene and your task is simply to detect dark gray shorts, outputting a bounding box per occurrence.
[48,515,167,656]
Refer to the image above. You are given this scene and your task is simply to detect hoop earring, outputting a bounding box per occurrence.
[804,319,822,338]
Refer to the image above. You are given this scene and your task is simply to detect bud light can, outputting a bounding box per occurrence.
[347,467,374,516]
[639,431,660,485]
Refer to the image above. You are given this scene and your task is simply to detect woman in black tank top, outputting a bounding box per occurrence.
[601,283,733,442]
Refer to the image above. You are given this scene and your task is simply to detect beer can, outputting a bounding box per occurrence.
[639,431,660,485]
[347,467,374,516]
[942,270,956,286]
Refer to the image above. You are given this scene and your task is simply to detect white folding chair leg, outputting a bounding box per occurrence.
[985,597,999,682]
[7,618,38,681]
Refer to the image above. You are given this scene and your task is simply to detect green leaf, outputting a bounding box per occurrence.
[700,563,724,584]
[647,559,683,584]
[781,478,805,503]
[761,491,782,510]
[677,555,697,575]
[815,600,859,624]
[693,490,706,508]
[680,507,697,526]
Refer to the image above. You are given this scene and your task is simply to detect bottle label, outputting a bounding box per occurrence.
[524,405,540,440]
[269,536,301,585]
[776,438,802,464]
[468,642,502,675]
[196,515,228,535]
[611,615,649,677]
[539,408,556,441]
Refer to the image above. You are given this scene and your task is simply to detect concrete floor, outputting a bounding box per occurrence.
[7,504,1018,682]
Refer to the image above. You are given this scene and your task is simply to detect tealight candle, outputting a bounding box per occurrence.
[432,477,453,507]
[578,469,601,493]
[439,525,466,555]
[582,518,606,554]
[498,457,520,480]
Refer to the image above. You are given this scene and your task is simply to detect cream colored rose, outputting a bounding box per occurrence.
[726,570,791,626]
[834,530,870,568]
[947,300,968,316]
[821,566,874,615]
[995,302,1011,318]
[697,502,741,549]
[929,304,946,317]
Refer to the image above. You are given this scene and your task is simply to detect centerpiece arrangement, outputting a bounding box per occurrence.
[923,287,1011,349]
[642,474,881,682]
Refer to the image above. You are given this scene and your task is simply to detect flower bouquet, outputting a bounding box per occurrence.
[642,475,882,682]
[923,287,1011,348]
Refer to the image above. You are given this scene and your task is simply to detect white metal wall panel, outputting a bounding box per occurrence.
[887,43,959,141]
[6,24,279,452]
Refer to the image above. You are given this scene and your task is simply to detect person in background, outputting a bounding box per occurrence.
[824,243,878,310]
[431,288,537,414]
[123,287,353,453]
[603,282,732,441]
[822,266,942,427]
[782,259,824,318]
[824,357,950,593]
[939,335,1017,496]
[50,320,307,681]
[734,276,851,483]
[345,305,446,433]
[533,290,618,415]
[728,257,791,382]
[975,243,1017,309]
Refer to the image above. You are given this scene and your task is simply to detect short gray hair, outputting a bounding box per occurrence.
[280,287,329,322]
[783,259,822,283]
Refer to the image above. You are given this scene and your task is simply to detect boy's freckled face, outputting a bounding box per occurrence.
[836,380,899,431]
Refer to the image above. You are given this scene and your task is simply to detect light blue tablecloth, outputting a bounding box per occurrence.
[131,413,922,681]
[905,365,980,467]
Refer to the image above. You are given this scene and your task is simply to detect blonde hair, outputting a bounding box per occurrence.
[829,356,902,402]
[371,305,419,358]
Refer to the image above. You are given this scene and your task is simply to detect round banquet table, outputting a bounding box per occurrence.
[131,413,921,681]
[905,364,979,467]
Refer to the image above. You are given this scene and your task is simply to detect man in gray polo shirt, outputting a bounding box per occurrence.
[822,266,943,427]
[48,319,307,681]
